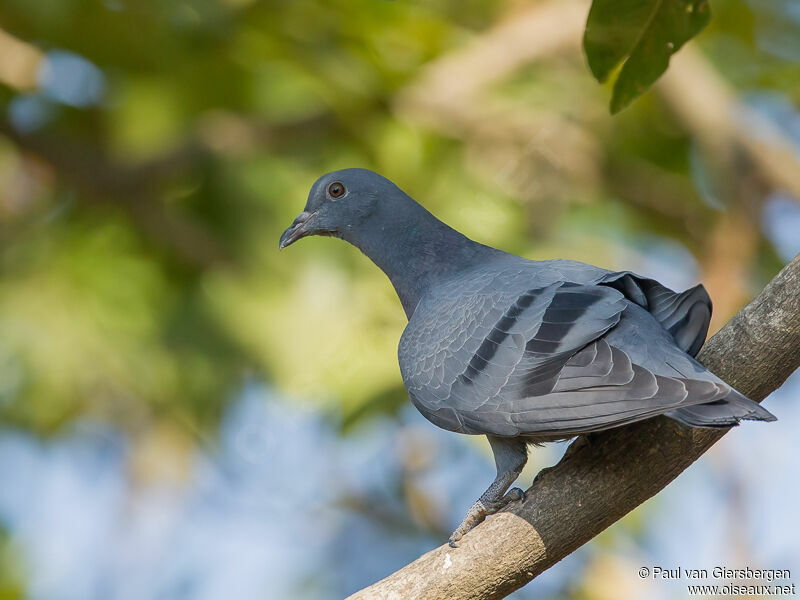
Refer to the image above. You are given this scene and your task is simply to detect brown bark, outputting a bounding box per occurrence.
[347,253,800,600]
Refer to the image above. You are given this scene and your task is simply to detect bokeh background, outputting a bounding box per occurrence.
[0,0,798,598]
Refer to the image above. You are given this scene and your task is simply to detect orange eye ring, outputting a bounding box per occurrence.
[328,182,346,199]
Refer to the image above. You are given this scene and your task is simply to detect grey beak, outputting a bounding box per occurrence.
[279,211,314,250]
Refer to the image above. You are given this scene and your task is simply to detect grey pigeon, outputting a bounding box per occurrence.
[279,168,776,547]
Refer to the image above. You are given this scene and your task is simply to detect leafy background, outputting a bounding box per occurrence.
[0,0,798,598]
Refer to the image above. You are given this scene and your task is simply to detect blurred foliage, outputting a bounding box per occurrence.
[0,0,796,442]
[0,530,22,600]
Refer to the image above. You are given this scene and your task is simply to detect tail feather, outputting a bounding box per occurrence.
[666,390,776,428]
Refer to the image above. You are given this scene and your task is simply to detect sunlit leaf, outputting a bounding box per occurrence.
[583,0,711,113]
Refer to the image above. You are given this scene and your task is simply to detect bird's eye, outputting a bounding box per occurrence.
[328,182,346,199]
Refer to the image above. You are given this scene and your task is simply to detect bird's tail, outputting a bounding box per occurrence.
[666,390,776,428]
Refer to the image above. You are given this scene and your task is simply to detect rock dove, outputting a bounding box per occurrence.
[279,168,776,547]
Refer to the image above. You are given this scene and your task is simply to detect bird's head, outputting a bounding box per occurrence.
[279,168,403,250]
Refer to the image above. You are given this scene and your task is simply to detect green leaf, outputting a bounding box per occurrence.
[583,0,711,113]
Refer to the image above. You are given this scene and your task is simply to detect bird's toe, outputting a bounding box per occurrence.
[506,487,525,504]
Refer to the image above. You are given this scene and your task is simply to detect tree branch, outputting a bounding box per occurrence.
[395,0,800,206]
[347,253,800,600]
[658,47,800,202]
[0,118,229,267]
[0,111,332,267]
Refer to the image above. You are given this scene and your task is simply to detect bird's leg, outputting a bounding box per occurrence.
[449,436,527,548]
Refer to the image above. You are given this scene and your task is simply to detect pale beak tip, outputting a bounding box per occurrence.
[279,211,313,251]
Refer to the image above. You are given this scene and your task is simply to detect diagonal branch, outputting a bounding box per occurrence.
[396,0,800,204]
[0,118,228,267]
[0,111,332,267]
[347,253,800,600]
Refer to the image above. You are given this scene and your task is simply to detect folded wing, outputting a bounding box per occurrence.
[600,271,712,357]
[402,280,736,437]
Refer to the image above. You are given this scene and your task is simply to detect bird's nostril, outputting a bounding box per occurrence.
[292,212,312,227]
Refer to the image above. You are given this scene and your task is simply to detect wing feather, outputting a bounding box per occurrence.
[400,275,734,437]
[600,272,711,357]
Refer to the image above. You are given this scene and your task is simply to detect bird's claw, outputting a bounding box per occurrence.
[448,488,526,547]
[505,487,525,505]
[448,500,489,547]
[485,487,525,511]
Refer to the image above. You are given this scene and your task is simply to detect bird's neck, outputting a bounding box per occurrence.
[346,202,498,319]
